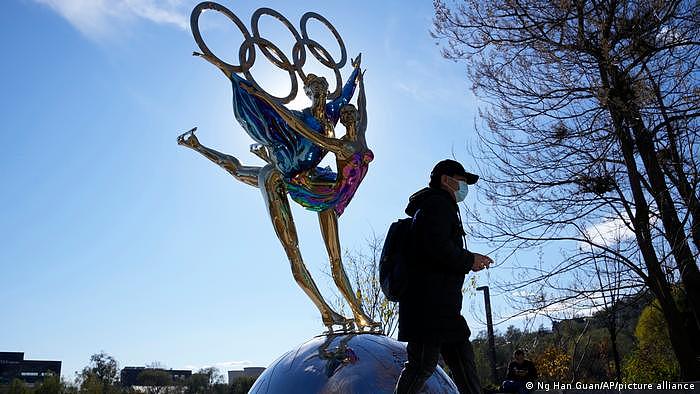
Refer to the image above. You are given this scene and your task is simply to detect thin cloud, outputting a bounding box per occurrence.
[511,290,536,298]
[522,296,605,320]
[183,360,255,372]
[33,0,188,39]
[213,360,255,370]
[582,217,636,247]
[392,58,472,107]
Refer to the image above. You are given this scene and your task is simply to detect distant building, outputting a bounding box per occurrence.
[120,367,192,387]
[0,352,62,386]
[228,367,265,383]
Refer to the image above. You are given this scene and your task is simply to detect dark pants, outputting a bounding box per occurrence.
[500,380,531,394]
[394,341,481,394]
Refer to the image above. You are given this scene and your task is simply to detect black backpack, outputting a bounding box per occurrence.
[379,217,414,302]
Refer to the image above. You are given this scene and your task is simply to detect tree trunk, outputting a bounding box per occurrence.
[608,311,622,383]
[661,127,700,255]
[610,67,700,334]
[645,67,700,255]
[604,67,700,379]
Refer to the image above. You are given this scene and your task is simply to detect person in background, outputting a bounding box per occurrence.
[501,349,538,393]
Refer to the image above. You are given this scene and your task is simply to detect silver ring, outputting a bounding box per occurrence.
[190,2,350,103]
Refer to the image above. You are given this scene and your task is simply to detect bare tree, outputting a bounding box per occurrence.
[433,0,700,379]
[325,235,399,336]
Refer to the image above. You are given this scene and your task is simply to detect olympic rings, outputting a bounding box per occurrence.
[293,38,342,99]
[251,8,303,69]
[299,12,347,69]
[241,36,298,103]
[190,2,254,75]
[190,2,349,103]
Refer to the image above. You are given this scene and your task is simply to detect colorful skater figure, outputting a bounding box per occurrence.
[193,50,361,178]
[178,62,379,332]
[243,70,381,331]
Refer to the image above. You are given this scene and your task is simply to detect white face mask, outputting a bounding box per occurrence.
[454,180,469,202]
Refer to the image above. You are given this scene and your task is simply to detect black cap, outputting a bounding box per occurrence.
[430,159,479,185]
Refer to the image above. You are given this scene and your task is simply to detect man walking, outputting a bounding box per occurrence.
[394,159,493,394]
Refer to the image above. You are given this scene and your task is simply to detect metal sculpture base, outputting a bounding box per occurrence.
[249,333,458,393]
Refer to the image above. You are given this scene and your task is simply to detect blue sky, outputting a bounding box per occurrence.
[1,0,536,381]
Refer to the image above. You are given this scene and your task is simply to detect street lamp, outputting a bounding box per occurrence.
[476,285,497,383]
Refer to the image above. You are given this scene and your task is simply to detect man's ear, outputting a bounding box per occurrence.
[441,174,456,190]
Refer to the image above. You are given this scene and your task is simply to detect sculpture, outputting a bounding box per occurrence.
[247,334,459,393]
[178,2,379,332]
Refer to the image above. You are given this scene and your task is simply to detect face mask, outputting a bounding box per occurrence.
[454,180,469,202]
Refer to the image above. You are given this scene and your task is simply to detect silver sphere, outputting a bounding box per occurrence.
[249,332,458,393]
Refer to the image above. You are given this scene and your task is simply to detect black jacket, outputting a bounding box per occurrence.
[506,359,538,381]
[397,187,475,343]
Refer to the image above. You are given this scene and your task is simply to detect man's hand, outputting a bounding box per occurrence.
[471,253,493,272]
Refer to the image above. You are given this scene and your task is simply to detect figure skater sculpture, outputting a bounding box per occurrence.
[179,2,379,332]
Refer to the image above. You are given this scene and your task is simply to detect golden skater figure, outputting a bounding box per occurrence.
[177,130,353,332]
[178,72,378,332]
[242,71,380,331]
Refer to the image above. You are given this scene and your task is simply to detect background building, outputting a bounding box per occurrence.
[120,366,192,387]
[0,352,61,386]
[228,367,265,382]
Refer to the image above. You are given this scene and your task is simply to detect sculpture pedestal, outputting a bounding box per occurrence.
[249,332,458,393]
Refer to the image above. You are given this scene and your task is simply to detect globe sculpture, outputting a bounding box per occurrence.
[178,2,459,392]
[249,333,458,394]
